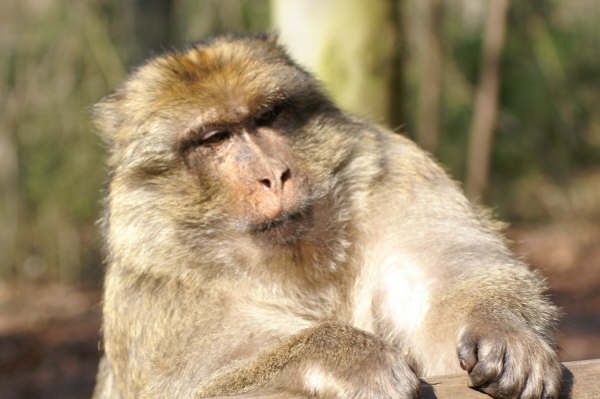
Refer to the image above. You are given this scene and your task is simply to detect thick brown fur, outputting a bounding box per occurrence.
[92,34,561,399]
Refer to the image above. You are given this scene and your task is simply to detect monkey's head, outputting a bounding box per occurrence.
[95,35,355,254]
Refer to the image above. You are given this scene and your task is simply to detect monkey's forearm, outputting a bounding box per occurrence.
[197,322,380,396]
[197,322,417,398]
[456,264,558,335]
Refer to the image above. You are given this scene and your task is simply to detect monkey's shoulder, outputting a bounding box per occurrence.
[353,125,455,193]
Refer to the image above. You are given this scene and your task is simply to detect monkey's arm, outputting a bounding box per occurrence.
[420,193,559,396]
[196,322,418,398]
[102,271,417,399]
[416,262,562,398]
[367,132,562,398]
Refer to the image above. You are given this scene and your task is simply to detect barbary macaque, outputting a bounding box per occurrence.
[92,34,561,399]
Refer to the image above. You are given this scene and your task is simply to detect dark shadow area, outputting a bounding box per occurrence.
[559,365,574,399]
[419,381,439,398]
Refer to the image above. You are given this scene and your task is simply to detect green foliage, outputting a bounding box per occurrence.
[494,3,600,196]
[1,1,123,281]
[174,0,270,46]
[433,2,600,219]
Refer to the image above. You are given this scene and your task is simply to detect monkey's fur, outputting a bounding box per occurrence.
[93,35,561,399]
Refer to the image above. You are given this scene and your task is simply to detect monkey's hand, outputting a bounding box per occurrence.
[457,314,562,399]
[275,322,420,399]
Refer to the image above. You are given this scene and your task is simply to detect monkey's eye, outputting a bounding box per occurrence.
[181,129,232,152]
[200,130,233,146]
[254,104,283,127]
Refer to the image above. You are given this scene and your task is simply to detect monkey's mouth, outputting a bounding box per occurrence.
[254,211,303,233]
[251,207,312,244]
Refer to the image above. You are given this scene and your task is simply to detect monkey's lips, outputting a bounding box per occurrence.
[251,208,311,244]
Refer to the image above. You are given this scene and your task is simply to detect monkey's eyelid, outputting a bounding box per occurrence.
[179,128,233,151]
[254,103,285,127]
[201,129,233,143]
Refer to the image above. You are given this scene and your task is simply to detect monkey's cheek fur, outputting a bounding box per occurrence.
[457,323,562,399]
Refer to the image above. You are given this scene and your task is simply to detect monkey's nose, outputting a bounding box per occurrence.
[258,167,291,193]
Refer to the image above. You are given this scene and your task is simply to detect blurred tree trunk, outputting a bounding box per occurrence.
[272,0,400,125]
[465,0,509,200]
[388,1,407,130]
[0,131,18,276]
[416,0,444,154]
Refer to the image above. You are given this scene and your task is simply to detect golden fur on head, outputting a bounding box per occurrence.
[94,35,317,148]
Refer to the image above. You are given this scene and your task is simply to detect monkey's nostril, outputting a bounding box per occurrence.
[281,168,291,185]
[259,178,272,189]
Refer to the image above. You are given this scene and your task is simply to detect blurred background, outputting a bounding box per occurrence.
[0,0,598,397]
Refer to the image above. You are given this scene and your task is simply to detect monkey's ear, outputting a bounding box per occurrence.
[93,91,126,145]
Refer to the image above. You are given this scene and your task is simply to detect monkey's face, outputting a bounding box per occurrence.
[98,37,351,246]
[178,101,314,244]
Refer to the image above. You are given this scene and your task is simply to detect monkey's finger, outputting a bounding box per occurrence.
[475,380,520,399]
[466,340,505,388]
[520,344,562,398]
[541,381,561,399]
[520,373,543,399]
[457,335,478,372]
[516,369,561,399]
[539,365,562,399]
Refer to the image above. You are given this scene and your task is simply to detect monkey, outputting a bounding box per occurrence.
[92,34,562,399]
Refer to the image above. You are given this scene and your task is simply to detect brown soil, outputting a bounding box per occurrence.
[0,283,101,398]
[508,221,600,361]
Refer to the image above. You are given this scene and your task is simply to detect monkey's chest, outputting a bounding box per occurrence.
[350,253,433,337]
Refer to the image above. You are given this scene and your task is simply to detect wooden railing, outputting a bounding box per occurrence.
[420,359,600,399]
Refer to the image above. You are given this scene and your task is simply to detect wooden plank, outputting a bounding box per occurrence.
[420,359,600,399]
